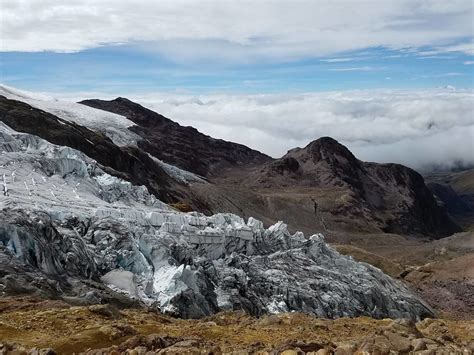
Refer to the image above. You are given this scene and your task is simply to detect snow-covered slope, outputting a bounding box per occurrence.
[0,121,433,320]
[0,84,140,147]
[148,154,207,185]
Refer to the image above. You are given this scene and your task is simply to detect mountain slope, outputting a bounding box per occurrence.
[80,97,272,177]
[425,168,474,230]
[195,137,461,239]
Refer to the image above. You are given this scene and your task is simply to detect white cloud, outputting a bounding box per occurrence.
[320,58,359,63]
[1,0,473,62]
[329,66,380,72]
[96,89,473,171]
[417,41,474,56]
[464,61,474,65]
[412,72,464,79]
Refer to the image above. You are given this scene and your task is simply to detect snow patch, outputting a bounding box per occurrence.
[148,154,207,185]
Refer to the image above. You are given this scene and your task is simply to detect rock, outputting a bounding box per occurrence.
[280,350,302,355]
[313,349,333,355]
[387,318,422,337]
[157,339,205,355]
[134,346,148,355]
[413,350,435,355]
[99,324,136,340]
[372,338,391,355]
[279,341,324,353]
[334,344,356,355]
[412,338,428,351]
[126,350,139,355]
[88,304,122,319]
[384,331,412,353]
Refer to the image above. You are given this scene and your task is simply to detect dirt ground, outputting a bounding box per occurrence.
[0,297,473,354]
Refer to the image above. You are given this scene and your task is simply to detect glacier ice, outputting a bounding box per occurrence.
[0,122,433,320]
[0,84,140,147]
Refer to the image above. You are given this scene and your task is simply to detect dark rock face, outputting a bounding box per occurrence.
[270,157,301,176]
[80,98,272,177]
[427,182,473,215]
[203,137,461,239]
[274,138,461,237]
[0,96,200,207]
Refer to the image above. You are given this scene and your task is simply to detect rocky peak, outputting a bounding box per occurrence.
[290,137,358,166]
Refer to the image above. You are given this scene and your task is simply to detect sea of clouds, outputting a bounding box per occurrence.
[129,89,473,171]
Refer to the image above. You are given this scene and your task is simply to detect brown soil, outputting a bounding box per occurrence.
[1,297,473,354]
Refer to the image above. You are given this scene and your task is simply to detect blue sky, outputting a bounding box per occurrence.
[1,43,473,94]
[1,1,473,95]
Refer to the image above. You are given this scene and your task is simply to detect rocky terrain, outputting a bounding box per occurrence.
[334,230,474,320]
[0,299,473,354]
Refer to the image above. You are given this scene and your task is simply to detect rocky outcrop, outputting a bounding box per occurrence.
[80,97,272,177]
[1,309,473,354]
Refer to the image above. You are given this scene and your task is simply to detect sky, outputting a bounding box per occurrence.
[0,0,473,169]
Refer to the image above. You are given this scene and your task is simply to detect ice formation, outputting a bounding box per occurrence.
[0,122,433,320]
[0,84,140,147]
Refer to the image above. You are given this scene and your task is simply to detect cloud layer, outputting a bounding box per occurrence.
[2,0,473,63]
[125,89,474,170]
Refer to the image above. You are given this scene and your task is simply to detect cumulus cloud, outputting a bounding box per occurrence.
[110,89,473,171]
[1,0,473,63]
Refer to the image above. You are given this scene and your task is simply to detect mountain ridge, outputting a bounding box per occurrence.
[80,97,273,177]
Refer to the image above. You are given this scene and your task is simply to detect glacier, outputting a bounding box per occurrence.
[0,84,140,147]
[0,121,433,320]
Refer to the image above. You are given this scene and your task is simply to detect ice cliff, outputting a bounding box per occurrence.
[0,122,433,320]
